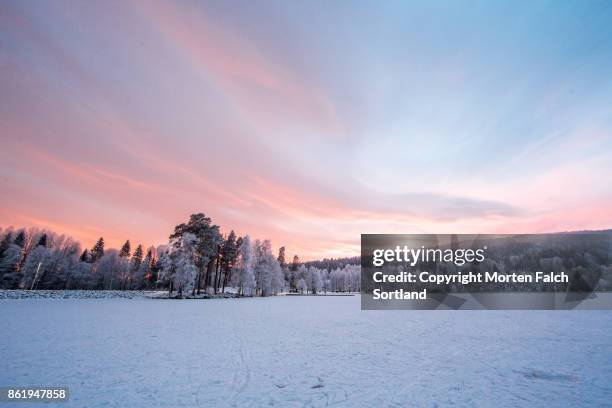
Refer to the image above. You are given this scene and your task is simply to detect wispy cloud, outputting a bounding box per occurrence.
[1,0,612,258]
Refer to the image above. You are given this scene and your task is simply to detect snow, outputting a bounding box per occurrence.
[1,295,611,407]
[0,290,157,299]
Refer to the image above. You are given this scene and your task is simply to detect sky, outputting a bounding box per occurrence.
[1,0,612,259]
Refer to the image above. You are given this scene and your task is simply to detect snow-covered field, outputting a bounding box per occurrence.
[1,296,611,407]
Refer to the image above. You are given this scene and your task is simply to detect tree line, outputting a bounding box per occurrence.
[0,213,360,296]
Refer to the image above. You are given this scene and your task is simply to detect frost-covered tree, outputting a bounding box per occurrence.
[232,235,255,296]
[308,266,322,294]
[297,278,307,294]
[167,233,199,297]
[0,222,353,293]
[21,244,50,289]
[253,239,280,296]
[156,249,174,293]
[0,243,22,288]
[39,236,81,289]
[70,261,92,289]
[96,250,122,289]
[169,213,223,294]
[329,264,361,292]
[158,234,201,297]
[321,269,331,294]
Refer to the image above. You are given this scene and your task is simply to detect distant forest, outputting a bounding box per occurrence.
[0,213,360,297]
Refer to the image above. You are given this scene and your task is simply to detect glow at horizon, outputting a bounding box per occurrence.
[1,0,612,259]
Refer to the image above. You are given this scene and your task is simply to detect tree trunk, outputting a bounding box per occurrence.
[196,269,202,295]
[203,262,211,293]
[222,267,228,293]
[214,259,222,294]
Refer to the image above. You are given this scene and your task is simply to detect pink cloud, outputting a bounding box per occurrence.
[138,0,345,137]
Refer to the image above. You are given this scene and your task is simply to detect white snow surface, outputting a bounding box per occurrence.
[1,295,611,407]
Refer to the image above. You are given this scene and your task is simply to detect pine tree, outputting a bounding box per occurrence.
[131,244,143,269]
[79,249,89,263]
[278,246,289,289]
[137,248,154,289]
[129,244,144,289]
[149,252,162,288]
[291,255,300,271]
[290,255,300,291]
[277,247,286,269]
[91,237,105,263]
[0,244,22,288]
[221,230,238,292]
[37,234,48,247]
[119,240,131,258]
[13,231,25,248]
[0,232,12,258]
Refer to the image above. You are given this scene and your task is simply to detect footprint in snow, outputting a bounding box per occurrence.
[518,369,578,382]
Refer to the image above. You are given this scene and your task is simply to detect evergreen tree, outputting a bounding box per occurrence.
[116,241,132,288]
[0,232,12,258]
[129,244,144,289]
[149,252,162,288]
[136,248,153,289]
[291,255,300,271]
[119,240,131,258]
[79,249,89,263]
[91,237,105,262]
[277,246,286,269]
[0,244,22,288]
[220,230,238,292]
[131,244,143,270]
[37,233,48,248]
[290,255,300,290]
[13,230,25,248]
[278,246,289,288]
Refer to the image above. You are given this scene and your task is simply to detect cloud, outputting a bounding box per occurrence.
[139,0,345,138]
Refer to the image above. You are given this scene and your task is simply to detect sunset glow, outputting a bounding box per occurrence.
[1,0,612,259]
